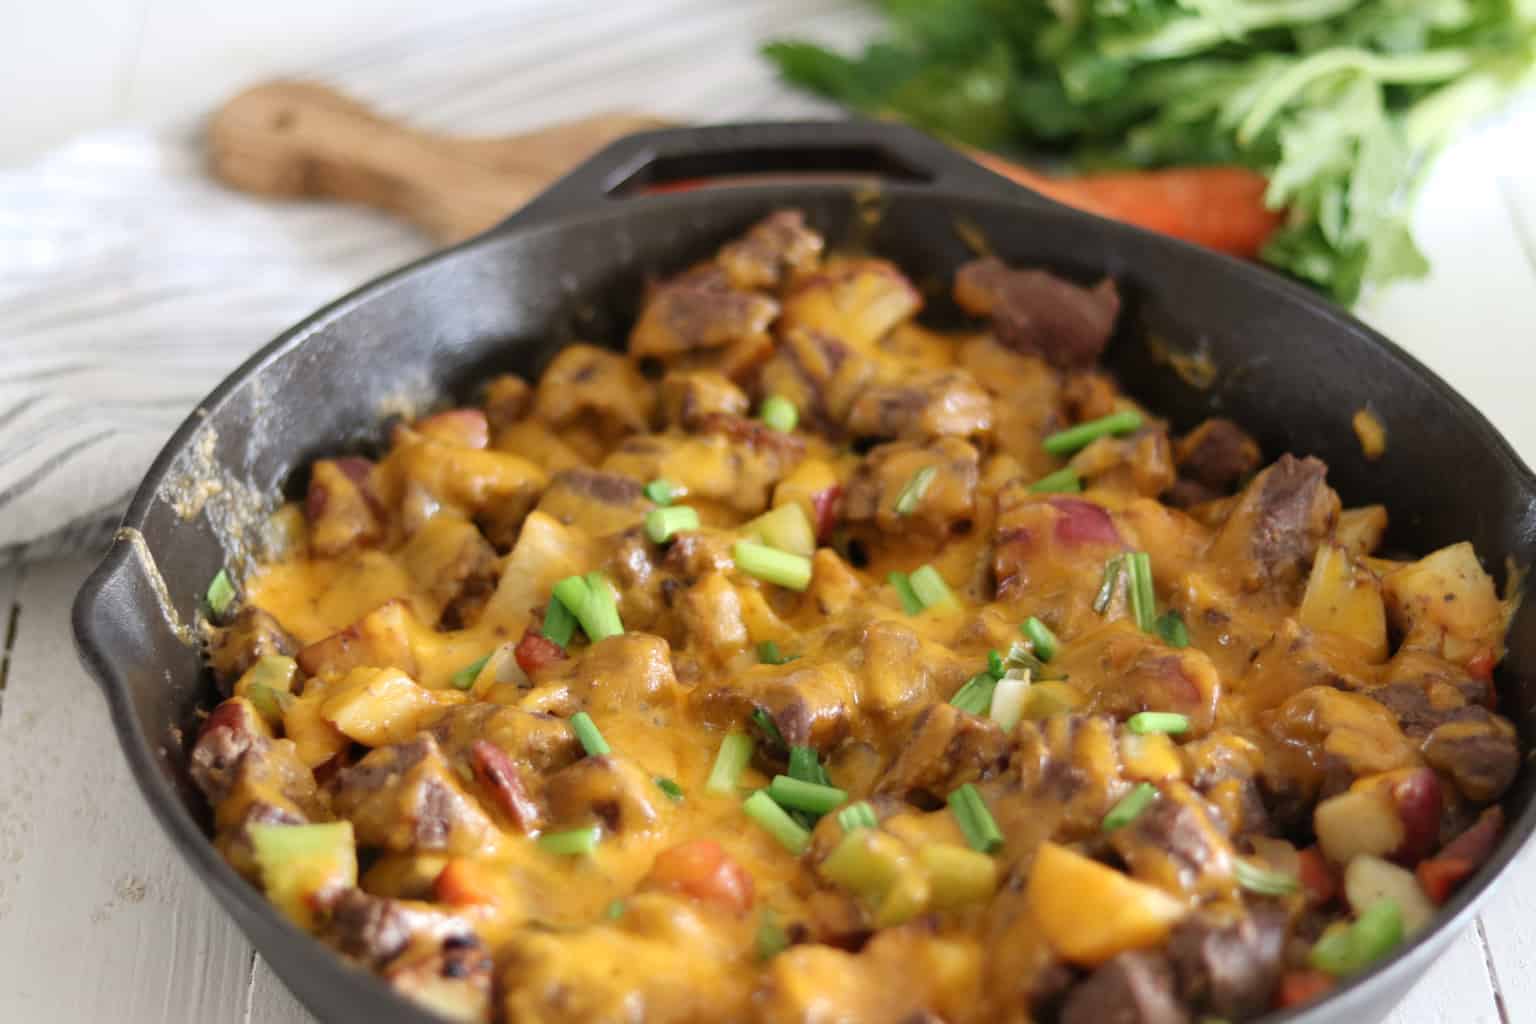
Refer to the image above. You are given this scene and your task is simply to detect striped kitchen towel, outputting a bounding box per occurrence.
[0,0,868,564]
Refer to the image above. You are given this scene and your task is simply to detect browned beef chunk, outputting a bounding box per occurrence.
[543,755,662,833]
[331,736,501,855]
[1013,715,1131,838]
[1422,707,1520,802]
[534,467,650,537]
[532,343,654,444]
[206,607,297,693]
[322,888,475,969]
[875,703,1009,804]
[844,369,995,442]
[953,258,1121,370]
[1175,419,1262,492]
[1109,782,1237,900]
[1163,478,1223,510]
[1209,454,1339,592]
[383,933,495,1022]
[1061,951,1189,1024]
[843,437,980,539]
[629,264,779,359]
[1179,731,1269,836]
[469,739,543,833]
[717,209,824,290]
[1167,907,1286,1019]
[189,698,269,804]
[428,703,581,776]
[757,327,866,431]
[398,517,499,630]
[658,369,749,429]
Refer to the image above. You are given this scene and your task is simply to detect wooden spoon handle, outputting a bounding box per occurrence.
[208,81,674,242]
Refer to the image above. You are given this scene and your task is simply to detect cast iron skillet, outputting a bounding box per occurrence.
[74,120,1536,1023]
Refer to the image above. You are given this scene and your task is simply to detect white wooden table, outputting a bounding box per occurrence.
[1,3,1535,1022]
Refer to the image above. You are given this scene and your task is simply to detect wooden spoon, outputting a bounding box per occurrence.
[207,81,674,243]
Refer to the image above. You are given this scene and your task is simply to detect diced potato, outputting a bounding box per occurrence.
[390,435,549,516]
[493,419,589,473]
[1023,680,1085,720]
[297,599,422,680]
[282,685,349,768]
[1383,542,1507,666]
[1314,786,1404,866]
[771,457,841,536]
[250,821,357,929]
[1336,506,1388,557]
[1344,854,1435,935]
[321,667,461,747]
[743,502,816,558]
[477,512,598,633]
[1118,732,1184,782]
[1026,841,1187,965]
[1298,542,1388,661]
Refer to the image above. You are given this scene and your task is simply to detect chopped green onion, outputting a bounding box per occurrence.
[1309,899,1404,976]
[1042,409,1144,456]
[734,540,812,591]
[1234,857,1300,896]
[758,641,797,665]
[450,653,491,691]
[1021,617,1059,661]
[892,465,937,516]
[207,569,237,618]
[1093,555,1126,615]
[707,732,754,794]
[838,801,878,832]
[760,394,799,433]
[552,574,625,643]
[1103,782,1158,832]
[949,673,998,716]
[1003,641,1046,677]
[570,712,611,757]
[644,478,676,506]
[986,649,1005,679]
[542,597,576,647]
[756,910,791,960]
[582,572,625,640]
[948,784,1004,854]
[654,777,685,802]
[1029,467,1083,494]
[645,505,700,544]
[751,708,787,752]
[744,790,812,854]
[770,776,849,815]
[538,826,601,856]
[1127,712,1190,736]
[1127,551,1156,632]
[1156,610,1190,649]
[989,672,1030,733]
[604,898,627,919]
[889,572,924,615]
[909,564,958,611]
[787,746,830,787]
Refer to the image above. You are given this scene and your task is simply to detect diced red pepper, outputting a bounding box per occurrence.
[515,628,567,677]
[1277,969,1335,1008]
[811,485,843,545]
[1297,845,1339,905]
[643,839,755,914]
[1417,806,1504,904]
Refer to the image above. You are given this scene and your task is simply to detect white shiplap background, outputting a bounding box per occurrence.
[1,2,1534,1021]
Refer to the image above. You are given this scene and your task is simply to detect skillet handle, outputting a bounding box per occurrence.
[500,120,1054,229]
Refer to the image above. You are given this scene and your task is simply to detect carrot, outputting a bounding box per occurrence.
[643,839,755,914]
[435,858,502,906]
[1418,806,1504,904]
[1277,969,1336,1008]
[964,151,1281,259]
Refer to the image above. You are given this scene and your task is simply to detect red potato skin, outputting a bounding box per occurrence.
[514,628,567,677]
[1277,970,1335,1009]
[1047,497,1122,547]
[811,485,843,545]
[469,739,542,832]
[1388,768,1444,866]
[1297,846,1338,906]
[642,839,754,915]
